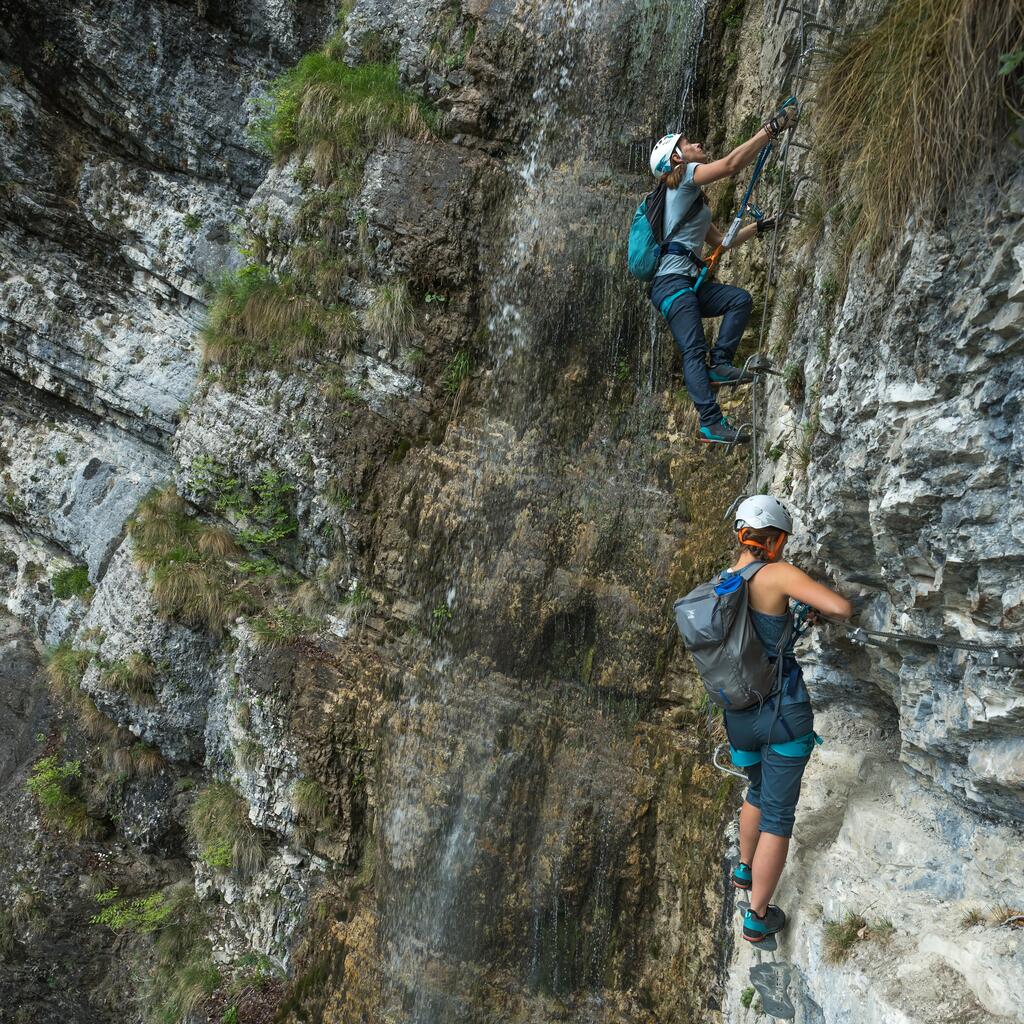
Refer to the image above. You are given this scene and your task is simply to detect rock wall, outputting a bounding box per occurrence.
[0,0,1021,1022]
[711,2,1024,1021]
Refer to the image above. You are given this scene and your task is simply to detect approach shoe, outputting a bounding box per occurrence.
[708,362,755,386]
[743,904,787,943]
[732,861,752,890]
[699,417,750,444]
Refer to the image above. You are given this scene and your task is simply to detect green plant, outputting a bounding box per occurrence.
[51,564,92,600]
[819,272,840,311]
[222,1007,239,1024]
[91,889,175,933]
[26,755,93,838]
[782,362,805,403]
[795,411,821,472]
[249,607,321,648]
[188,782,267,876]
[202,265,357,375]
[823,911,894,961]
[817,0,1022,255]
[740,986,755,1008]
[441,350,471,394]
[183,212,203,232]
[191,457,299,548]
[54,449,67,466]
[365,278,413,352]
[251,51,436,185]
[102,652,157,705]
[423,292,447,304]
[430,604,452,638]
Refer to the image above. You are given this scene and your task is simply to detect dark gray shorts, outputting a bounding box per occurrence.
[724,700,816,838]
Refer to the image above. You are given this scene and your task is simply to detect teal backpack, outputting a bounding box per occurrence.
[627,182,705,282]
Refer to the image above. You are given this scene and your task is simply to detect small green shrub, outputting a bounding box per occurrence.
[188,782,267,876]
[51,564,92,600]
[183,212,203,232]
[102,652,157,705]
[251,52,435,184]
[430,604,452,638]
[250,608,321,648]
[91,888,175,933]
[192,458,299,548]
[740,986,755,1008]
[26,755,94,838]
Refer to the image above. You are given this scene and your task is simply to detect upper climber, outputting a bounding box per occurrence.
[716,495,852,943]
[648,102,798,444]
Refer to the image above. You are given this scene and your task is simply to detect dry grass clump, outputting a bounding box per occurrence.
[292,779,332,826]
[44,644,93,699]
[817,0,1023,255]
[187,782,267,877]
[252,52,435,185]
[202,266,358,375]
[129,486,261,636]
[365,278,413,353]
[102,652,157,705]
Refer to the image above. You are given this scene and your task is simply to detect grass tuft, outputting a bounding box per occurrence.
[188,782,267,877]
[292,779,331,826]
[365,278,413,353]
[823,911,895,962]
[101,652,158,705]
[129,486,261,636]
[252,53,436,185]
[44,644,93,699]
[817,0,1023,255]
[202,265,358,375]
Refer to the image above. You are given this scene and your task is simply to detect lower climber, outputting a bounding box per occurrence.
[647,103,797,443]
[721,496,852,942]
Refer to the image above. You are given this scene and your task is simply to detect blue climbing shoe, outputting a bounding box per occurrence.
[708,362,755,386]
[732,861,752,890]
[699,417,750,444]
[743,904,787,943]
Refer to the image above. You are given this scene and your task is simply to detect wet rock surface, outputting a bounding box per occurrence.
[1,0,1021,1023]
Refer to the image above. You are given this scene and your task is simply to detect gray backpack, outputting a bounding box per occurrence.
[673,562,791,710]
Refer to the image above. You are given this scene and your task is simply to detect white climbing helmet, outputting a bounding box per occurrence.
[650,132,682,177]
[734,495,794,534]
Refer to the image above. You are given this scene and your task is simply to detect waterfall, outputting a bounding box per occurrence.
[378,2,711,1021]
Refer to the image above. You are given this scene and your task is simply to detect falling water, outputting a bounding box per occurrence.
[378,2,712,1021]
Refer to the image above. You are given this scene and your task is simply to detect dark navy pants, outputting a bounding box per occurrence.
[649,274,753,426]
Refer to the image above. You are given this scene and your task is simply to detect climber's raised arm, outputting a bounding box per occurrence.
[691,103,799,186]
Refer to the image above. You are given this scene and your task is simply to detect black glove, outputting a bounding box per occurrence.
[755,212,791,236]
[762,102,800,139]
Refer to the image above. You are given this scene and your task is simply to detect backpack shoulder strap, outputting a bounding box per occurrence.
[736,560,767,580]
